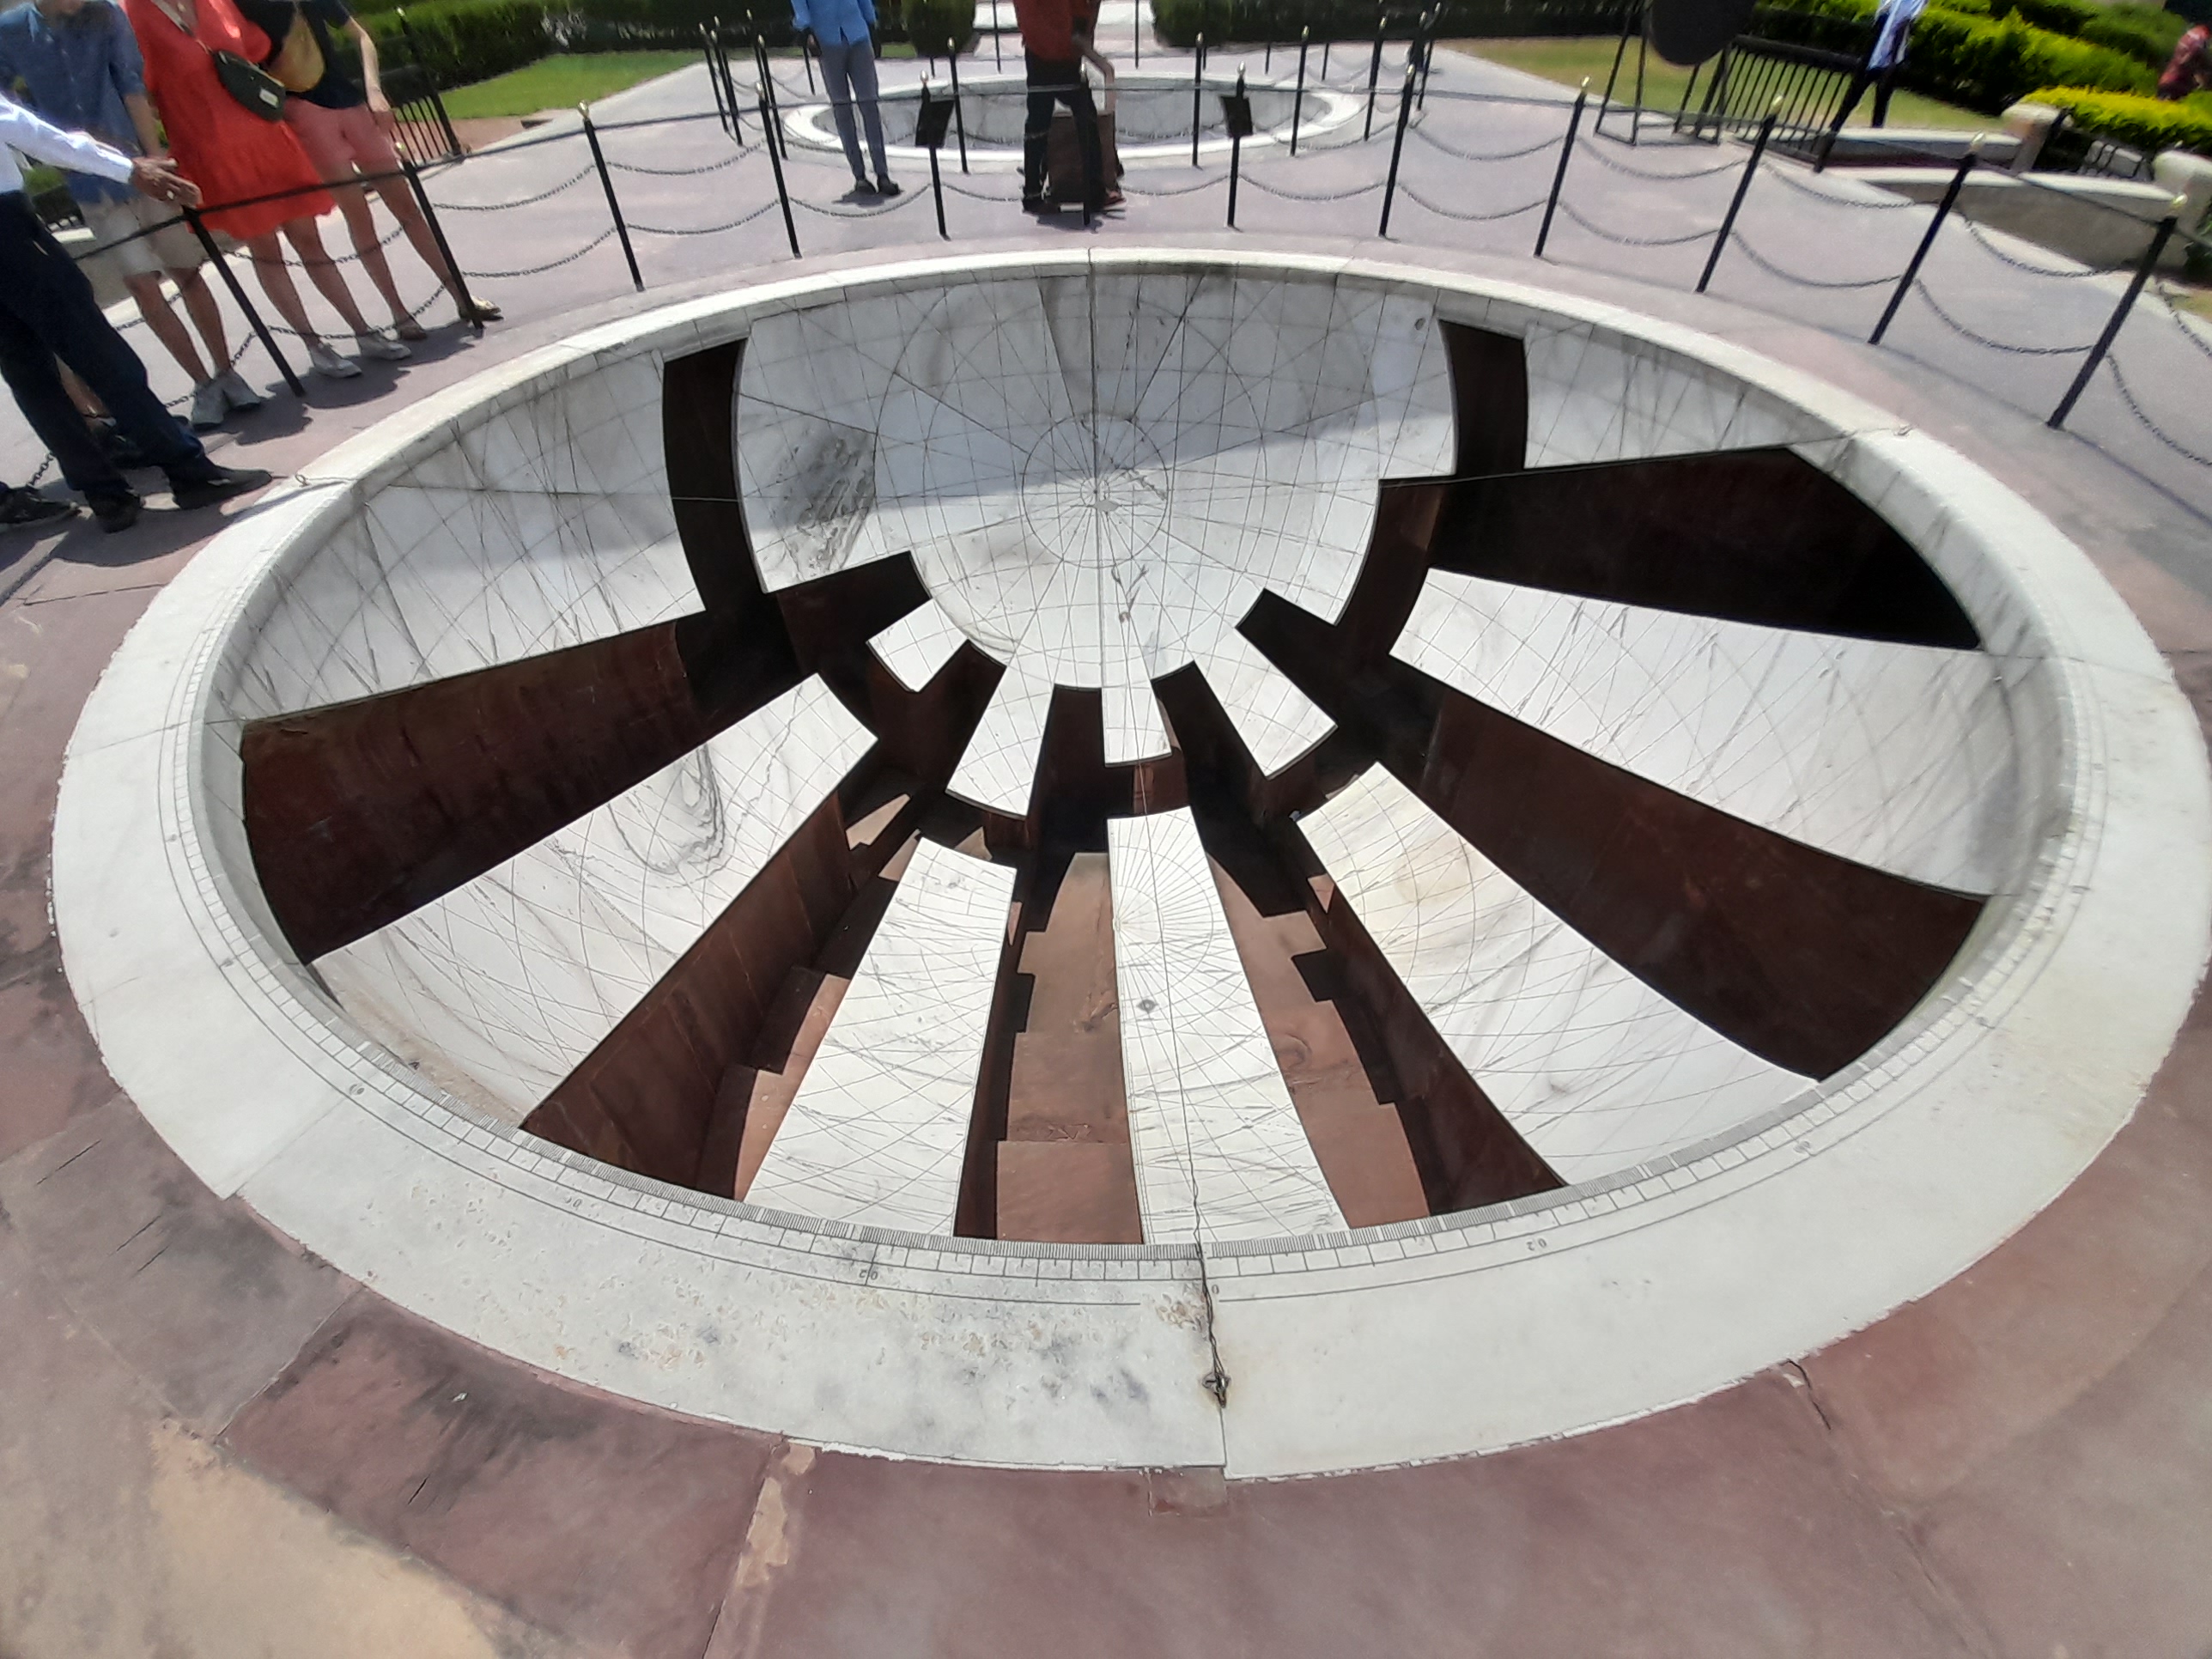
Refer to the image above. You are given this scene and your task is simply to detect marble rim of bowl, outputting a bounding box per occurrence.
[50,246,2212,1475]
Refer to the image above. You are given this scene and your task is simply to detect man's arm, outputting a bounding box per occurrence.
[790,0,814,46]
[0,94,195,199]
[124,92,164,155]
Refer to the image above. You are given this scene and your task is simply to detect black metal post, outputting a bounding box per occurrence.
[2049,215,2177,429]
[754,35,784,161]
[1598,2,1633,135]
[400,155,483,333]
[1265,37,1272,71]
[1322,38,1331,77]
[1193,35,1205,167]
[703,24,730,135]
[1291,29,1309,155]
[993,15,1001,69]
[759,77,802,256]
[930,143,948,239]
[1376,61,1415,237]
[948,49,969,173]
[1228,70,1244,227]
[182,206,303,396]
[1697,107,1774,292]
[1533,82,1586,258]
[1364,29,1384,140]
[580,106,644,292]
[1869,151,1973,344]
[801,31,817,94]
[1417,8,1435,110]
[722,30,746,142]
[1133,0,1140,65]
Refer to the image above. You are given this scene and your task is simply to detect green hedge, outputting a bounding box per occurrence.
[902,0,975,54]
[1153,0,1627,46]
[1754,0,2151,110]
[363,0,550,84]
[2022,83,2212,155]
[1990,0,2186,68]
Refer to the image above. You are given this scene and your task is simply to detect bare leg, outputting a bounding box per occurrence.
[125,271,211,384]
[331,178,410,325]
[169,268,234,377]
[279,216,377,337]
[370,176,469,313]
[246,232,330,348]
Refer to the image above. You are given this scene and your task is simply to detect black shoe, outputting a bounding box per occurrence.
[854,173,877,195]
[874,175,902,197]
[170,465,272,511]
[0,486,76,530]
[89,489,142,533]
[1022,196,1048,214]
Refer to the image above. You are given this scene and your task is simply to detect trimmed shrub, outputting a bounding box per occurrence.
[1754,0,2151,109]
[2023,83,2212,155]
[364,0,550,84]
[1991,0,2188,68]
[1154,0,1628,46]
[902,0,975,54]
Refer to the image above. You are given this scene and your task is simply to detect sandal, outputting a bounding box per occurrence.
[460,300,503,325]
[393,316,429,342]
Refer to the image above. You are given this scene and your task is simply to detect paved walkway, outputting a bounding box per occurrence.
[3,45,2212,1659]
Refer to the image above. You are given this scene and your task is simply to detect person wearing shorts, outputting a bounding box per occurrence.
[0,0,251,428]
[239,0,495,336]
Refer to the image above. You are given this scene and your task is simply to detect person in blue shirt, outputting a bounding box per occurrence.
[0,0,254,431]
[791,0,897,198]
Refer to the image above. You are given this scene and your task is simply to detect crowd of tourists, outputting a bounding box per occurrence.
[0,0,497,532]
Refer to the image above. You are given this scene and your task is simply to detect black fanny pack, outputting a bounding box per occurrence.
[213,47,287,120]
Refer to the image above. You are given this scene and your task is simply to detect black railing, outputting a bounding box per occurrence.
[1675,35,1860,150]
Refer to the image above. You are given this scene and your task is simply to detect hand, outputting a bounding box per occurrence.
[367,91,396,135]
[801,27,818,51]
[130,155,199,207]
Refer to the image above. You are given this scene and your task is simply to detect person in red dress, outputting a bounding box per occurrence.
[125,0,404,377]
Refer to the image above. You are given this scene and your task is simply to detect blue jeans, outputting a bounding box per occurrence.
[818,36,890,181]
[0,191,205,499]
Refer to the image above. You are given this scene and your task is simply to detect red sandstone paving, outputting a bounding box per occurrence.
[222,1291,780,1659]
[726,1374,1982,1659]
[0,1097,354,1435]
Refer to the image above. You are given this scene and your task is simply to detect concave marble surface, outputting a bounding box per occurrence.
[737,268,1456,805]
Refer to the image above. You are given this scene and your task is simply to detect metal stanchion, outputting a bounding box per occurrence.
[1133,0,1140,65]
[1533,81,1587,258]
[920,80,953,240]
[399,156,484,333]
[2050,215,2177,428]
[1224,70,1251,228]
[712,19,744,143]
[1376,61,1414,237]
[759,72,802,257]
[703,23,731,135]
[1417,7,1436,109]
[801,31,817,93]
[948,49,969,173]
[753,35,785,161]
[1697,106,1776,293]
[1869,151,1973,344]
[1364,27,1383,140]
[580,105,643,291]
[1192,34,1206,167]
[1322,37,1331,76]
[181,205,303,396]
[1291,28,1309,155]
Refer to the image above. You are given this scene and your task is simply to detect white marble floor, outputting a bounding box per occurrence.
[745,837,1018,1232]
[1110,808,1347,1242]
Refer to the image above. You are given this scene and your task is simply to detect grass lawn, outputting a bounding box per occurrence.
[1444,36,1996,131]
[441,51,701,119]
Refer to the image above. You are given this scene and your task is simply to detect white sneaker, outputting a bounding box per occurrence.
[307,340,362,380]
[218,369,263,410]
[189,379,228,431]
[354,331,412,362]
